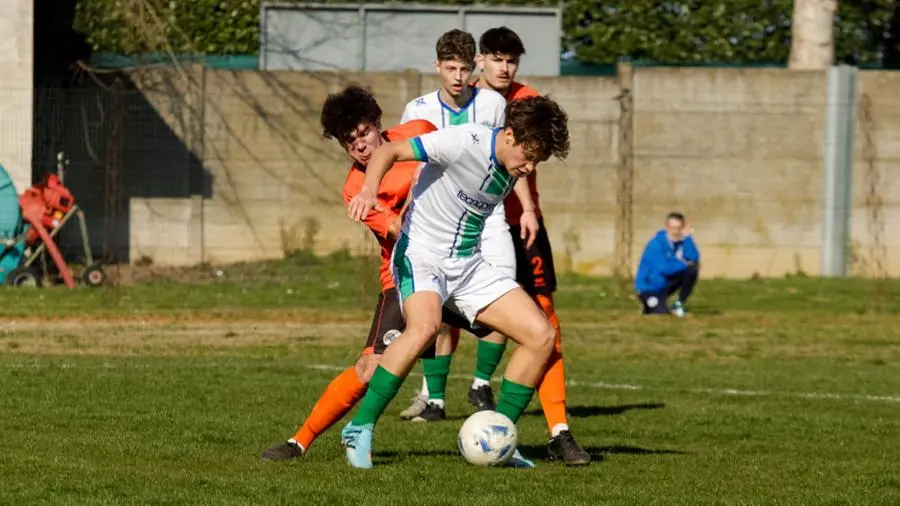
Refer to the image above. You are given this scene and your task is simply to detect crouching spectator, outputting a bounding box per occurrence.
[635,212,700,317]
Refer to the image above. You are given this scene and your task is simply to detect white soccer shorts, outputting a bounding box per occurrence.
[480,215,516,279]
[391,235,520,325]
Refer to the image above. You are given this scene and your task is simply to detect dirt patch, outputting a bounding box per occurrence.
[2,313,898,362]
[0,308,370,326]
[0,321,369,357]
[103,263,235,286]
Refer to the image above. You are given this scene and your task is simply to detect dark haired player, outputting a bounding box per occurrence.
[399,28,540,424]
[342,96,572,469]
[406,26,592,466]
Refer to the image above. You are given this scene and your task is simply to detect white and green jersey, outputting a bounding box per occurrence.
[401,85,507,129]
[401,86,509,232]
[403,123,517,258]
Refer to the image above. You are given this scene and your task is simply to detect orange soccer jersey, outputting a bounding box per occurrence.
[501,82,543,225]
[342,119,437,291]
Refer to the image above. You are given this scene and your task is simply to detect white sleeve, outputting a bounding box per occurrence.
[411,127,467,167]
[400,102,414,123]
[494,101,506,128]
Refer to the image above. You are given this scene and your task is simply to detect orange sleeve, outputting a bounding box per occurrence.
[343,171,399,240]
[386,119,438,141]
[508,83,541,101]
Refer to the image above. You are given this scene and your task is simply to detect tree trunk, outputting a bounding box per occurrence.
[789,0,837,69]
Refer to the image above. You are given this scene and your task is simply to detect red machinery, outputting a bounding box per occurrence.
[10,170,106,288]
[23,174,73,246]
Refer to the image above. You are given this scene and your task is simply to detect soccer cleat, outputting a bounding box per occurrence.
[411,402,446,422]
[671,300,686,317]
[399,392,428,420]
[504,448,536,469]
[467,384,496,411]
[548,430,591,466]
[341,422,374,469]
[261,440,304,461]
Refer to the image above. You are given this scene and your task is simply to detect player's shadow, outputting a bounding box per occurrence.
[516,444,688,463]
[376,449,458,460]
[521,402,666,418]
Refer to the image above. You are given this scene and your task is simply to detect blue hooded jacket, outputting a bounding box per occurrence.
[634,230,700,294]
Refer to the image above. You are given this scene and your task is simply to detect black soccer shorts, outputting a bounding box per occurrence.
[509,217,558,297]
[363,289,490,357]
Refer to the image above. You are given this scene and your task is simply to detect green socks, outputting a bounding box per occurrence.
[422,355,452,401]
[474,340,506,381]
[351,366,403,426]
[495,378,536,424]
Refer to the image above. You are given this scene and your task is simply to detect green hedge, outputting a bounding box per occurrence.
[566,0,898,65]
[75,0,899,65]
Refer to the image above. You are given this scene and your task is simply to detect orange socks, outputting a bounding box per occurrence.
[292,366,367,450]
[535,294,569,436]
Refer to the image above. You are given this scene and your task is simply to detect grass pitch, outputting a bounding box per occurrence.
[0,253,898,504]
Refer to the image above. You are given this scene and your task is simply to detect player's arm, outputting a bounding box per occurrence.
[347,141,417,222]
[512,179,539,248]
[359,199,403,240]
[348,130,461,221]
[343,180,402,240]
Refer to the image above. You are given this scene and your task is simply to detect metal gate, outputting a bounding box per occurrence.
[260,2,562,76]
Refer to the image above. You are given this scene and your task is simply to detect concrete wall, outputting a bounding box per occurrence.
[850,71,900,277]
[0,0,33,191]
[124,68,623,272]
[57,65,900,278]
[631,68,827,278]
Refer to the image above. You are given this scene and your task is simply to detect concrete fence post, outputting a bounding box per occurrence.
[820,64,858,277]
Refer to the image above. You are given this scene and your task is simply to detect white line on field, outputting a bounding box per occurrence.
[4,361,898,404]
[306,364,900,404]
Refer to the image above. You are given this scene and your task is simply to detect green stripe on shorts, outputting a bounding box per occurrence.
[393,234,415,299]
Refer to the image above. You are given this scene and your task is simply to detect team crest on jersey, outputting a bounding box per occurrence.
[470,132,480,144]
[382,329,401,346]
[415,97,426,106]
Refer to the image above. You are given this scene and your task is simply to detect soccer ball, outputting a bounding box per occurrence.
[457,410,518,466]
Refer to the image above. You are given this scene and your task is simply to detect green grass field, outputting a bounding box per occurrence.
[1,252,899,504]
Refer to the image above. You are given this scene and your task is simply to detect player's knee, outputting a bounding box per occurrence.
[355,354,381,383]
[406,320,442,346]
[539,324,556,356]
[526,318,556,358]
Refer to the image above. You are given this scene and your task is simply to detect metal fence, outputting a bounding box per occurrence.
[17,64,900,280]
[260,2,563,76]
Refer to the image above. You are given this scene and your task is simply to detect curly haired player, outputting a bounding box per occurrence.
[341,96,571,469]
[261,85,472,461]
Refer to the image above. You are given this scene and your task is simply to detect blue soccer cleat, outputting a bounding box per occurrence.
[341,422,375,469]
[504,448,536,469]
